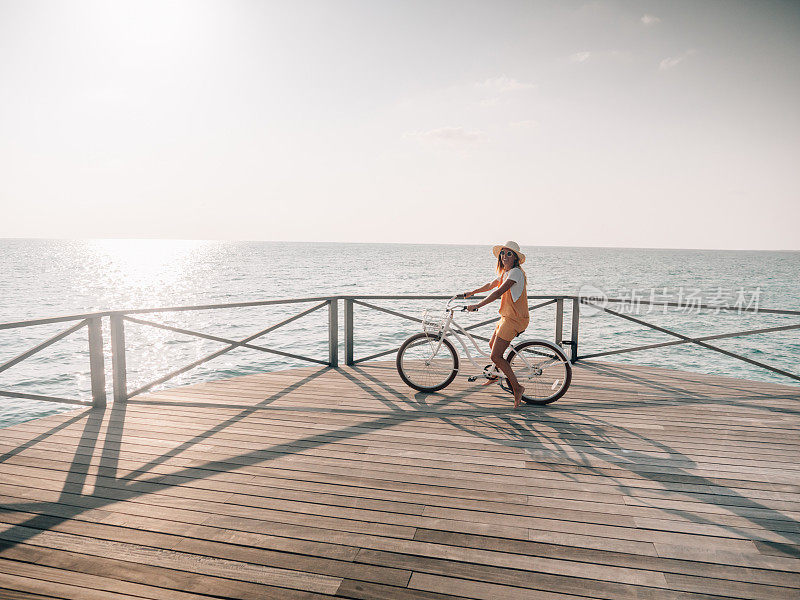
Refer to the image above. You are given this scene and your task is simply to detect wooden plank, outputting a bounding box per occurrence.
[413,529,800,587]
[0,589,63,600]
[0,522,393,593]
[11,399,800,462]
[1,440,792,528]
[407,572,590,600]
[10,414,798,472]
[357,546,794,600]
[335,579,464,600]
[0,359,798,600]
[4,423,796,499]
[0,448,792,524]
[9,470,786,556]
[0,505,361,564]
[0,558,219,600]
[0,542,337,600]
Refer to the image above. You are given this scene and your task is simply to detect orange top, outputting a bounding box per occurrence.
[496,267,529,322]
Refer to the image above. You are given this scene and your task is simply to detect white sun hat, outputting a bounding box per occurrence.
[492,240,526,265]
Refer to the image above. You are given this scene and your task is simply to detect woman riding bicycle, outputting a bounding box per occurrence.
[463,241,529,407]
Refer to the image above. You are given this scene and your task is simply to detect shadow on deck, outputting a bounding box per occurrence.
[1,361,799,599]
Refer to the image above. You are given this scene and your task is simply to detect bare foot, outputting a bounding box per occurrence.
[513,385,525,408]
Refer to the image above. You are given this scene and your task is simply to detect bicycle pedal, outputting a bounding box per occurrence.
[467,375,478,382]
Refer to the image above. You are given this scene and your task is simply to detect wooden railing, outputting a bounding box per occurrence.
[108,297,338,403]
[578,297,800,383]
[0,294,797,408]
[0,313,107,407]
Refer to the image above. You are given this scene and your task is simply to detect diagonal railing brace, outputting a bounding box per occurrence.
[581,300,800,382]
[124,301,329,399]
[0,320,87,376]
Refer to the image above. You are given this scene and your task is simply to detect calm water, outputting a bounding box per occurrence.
[1,239,798,426]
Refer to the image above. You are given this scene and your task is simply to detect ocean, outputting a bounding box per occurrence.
[1,239,798,427]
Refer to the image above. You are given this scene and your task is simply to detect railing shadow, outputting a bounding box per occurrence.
[0,360,798,570]
[0,368,330,551]
[0,411,93,465]
[0,364,494,556]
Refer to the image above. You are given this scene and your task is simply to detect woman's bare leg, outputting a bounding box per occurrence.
[490,338,525,408]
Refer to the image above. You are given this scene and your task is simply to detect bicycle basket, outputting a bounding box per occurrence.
[421,309,446,334]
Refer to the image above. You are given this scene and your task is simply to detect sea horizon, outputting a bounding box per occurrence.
[1,236,799,254]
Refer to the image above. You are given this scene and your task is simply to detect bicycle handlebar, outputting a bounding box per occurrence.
[444,295,476,313]
[446,295,479,313]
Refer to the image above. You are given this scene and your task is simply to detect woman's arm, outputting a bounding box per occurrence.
[462,280,498,298]
[467,279,514,311]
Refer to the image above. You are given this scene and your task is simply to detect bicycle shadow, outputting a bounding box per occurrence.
[430,365,800,558]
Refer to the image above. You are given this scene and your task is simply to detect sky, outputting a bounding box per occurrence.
[1,0,798,250]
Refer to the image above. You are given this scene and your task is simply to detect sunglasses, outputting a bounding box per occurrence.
[499,250,517,258]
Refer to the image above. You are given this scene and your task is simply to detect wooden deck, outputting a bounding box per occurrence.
[1,359,799,599]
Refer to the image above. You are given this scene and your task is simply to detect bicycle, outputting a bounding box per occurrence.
[395,296,572,405]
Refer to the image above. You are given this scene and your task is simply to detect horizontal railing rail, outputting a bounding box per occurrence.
[1,294,798,408]
[0,310,108,331]
[595,297,798,316]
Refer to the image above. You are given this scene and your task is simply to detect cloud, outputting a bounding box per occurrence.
[570,51,591,63]
[641,14,661,26]
[404,127,485,143]
[659,49,696,70]
[478,76,536,93]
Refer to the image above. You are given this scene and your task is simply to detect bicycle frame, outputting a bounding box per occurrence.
[425,297,562,376]
[439,310,495,371]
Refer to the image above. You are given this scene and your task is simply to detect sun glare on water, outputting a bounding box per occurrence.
[88,239,211,294]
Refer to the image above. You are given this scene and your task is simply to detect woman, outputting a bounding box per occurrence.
[463,241,530,408]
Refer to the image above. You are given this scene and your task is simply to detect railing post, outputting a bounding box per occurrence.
[328,298,339,367]
[570,298,580,363]
[87,317,106,408]
[110,313,128,403]
[555,298,564,348]
[344,298,354,366]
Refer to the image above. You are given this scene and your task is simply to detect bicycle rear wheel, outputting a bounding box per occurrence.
[396,332,459,392]
[501,340,571,404]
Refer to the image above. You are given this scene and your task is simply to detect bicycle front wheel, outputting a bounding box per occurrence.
[396,332,459,392]
[502,340,572,405]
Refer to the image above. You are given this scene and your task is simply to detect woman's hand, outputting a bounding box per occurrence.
[466,304,479,312]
